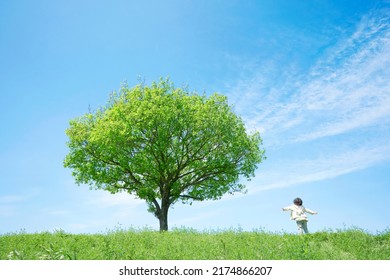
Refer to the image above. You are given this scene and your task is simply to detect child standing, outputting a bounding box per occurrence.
[282,197,318,234]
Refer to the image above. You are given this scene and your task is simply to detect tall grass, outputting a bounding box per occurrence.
[1,228,389,260]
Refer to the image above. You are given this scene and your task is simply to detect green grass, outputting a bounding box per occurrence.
[1,227,389,260]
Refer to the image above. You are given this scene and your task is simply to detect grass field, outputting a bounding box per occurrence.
[1,227,389,260]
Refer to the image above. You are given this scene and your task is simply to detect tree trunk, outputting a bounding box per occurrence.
[158,203,169,231]
[158,212,168,231]
[150,197,170,231]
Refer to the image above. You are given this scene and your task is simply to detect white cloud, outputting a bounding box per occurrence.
[171,208,222,227]
[0,205,17,217]
[223,6,390,192]
[48,210,70,216]
[86,190,144,209]
[229,7,390,147]
[0,194,30,217]
[249,143,390,193]
[295,95,390,143]
[0,195,28,204]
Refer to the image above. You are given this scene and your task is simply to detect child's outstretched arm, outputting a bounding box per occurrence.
[305,208,318,215]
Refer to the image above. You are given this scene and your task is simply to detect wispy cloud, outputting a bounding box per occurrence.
[229,7,390,142]
[86,191,144,209]
[225,6,390,191]
[48,210,71,216]
[0,194,30,217]
[0,195,28,204]
[293,9,390,143]
[171,207,222,228]
[0,205,17,217]
[249,143,390,192]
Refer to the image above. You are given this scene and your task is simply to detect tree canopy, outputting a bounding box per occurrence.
[64,79,265,231]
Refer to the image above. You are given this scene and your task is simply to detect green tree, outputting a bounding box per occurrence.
[64,79,265,231]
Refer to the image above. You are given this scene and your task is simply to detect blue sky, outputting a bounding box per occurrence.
[1,0,389,234]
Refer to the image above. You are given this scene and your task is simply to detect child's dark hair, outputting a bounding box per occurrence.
[293,197,303,206]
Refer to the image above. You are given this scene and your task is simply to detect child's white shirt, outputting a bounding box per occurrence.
[282,204,316,221]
